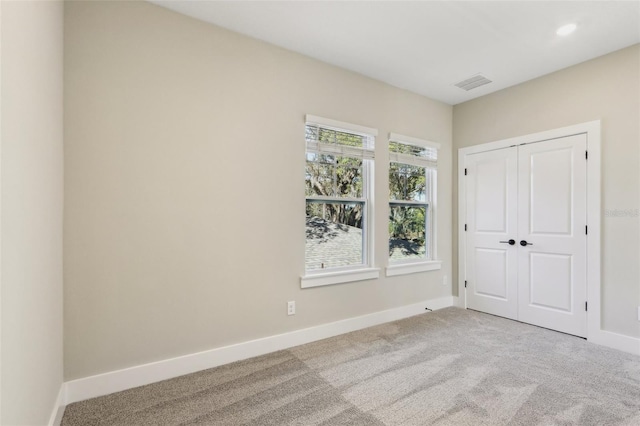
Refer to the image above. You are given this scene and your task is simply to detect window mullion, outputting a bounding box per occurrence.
[306,196,365,204]
[363,159,371,268]
[389,200,428,207]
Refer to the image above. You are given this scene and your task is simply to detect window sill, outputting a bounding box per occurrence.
[386,260,442,277]
[301,268,380,289]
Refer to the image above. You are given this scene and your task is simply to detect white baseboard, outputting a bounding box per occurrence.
[589,329,640,356]
[48,385,66,426]
[64,296,454,405]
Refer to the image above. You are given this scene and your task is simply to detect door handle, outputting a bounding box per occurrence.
[520,240,533,246]
[499,239,516,245]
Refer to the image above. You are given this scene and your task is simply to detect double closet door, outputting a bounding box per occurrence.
[465,134,587,337]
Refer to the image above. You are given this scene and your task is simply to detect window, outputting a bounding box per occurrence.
[388,133,440,274]
[303,115,377,287]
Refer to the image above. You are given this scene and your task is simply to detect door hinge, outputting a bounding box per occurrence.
[465,280,467,288]
[464,224,467,231]
[464,168,468,176]
[585,301,588,311]
[585,151,588,160]
[585,225,588,235]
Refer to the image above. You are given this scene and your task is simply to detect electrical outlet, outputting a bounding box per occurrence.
[443,275,448,286]
[287,301,296,316]
[637,306,640,321]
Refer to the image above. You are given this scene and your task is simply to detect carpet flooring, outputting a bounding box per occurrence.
[62,307,640,425]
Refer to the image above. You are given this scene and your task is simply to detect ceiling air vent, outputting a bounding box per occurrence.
[454,74,492,91]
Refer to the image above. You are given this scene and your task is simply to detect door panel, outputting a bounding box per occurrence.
[528,252,572,312]
[529,148,573,235]
[474,248,508,299]
[517,134,587,337]
[475,160,508,233]
[465,148,518,320]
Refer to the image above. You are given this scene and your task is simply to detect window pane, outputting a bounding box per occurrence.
[389,205,427,262]
[306,202,363,271]
[305,154,334,197]
[306,155,363,198]
[389,163,426,201]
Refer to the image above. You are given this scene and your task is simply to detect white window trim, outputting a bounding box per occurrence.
[303,115,377,288]
[387,133,440,272]
[386,260,442,277]
[301,267,381,288]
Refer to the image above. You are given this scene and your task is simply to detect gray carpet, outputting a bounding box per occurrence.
[62,307,640,425]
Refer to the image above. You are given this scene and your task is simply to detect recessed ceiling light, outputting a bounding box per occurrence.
[556,23,577,36]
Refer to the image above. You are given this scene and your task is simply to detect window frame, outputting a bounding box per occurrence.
[301,115,379,288]
[386,133,442,276]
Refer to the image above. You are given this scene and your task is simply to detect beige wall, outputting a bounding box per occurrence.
[1,1,64,424]
[453,44,640,338]
[64,1,453,380]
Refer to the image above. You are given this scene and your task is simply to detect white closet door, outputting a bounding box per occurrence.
[465,148,518,320]
[517,134,588,337]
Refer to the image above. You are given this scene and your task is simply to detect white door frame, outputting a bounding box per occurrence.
[458,121,601,343]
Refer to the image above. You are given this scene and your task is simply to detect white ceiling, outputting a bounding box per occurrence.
[150,1,640,105]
